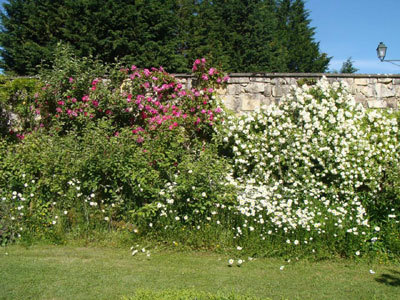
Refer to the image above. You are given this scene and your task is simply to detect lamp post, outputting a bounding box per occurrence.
[376,42,400,66]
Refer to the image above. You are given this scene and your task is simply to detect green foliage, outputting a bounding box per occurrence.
[0,0,330,75]
[276,0,330,72]
[340,57,359,73]
[0,75,41,138]
[217,77,400,257]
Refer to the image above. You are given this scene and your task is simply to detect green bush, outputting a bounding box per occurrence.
[0,75,41,139]
[216,77,400,257]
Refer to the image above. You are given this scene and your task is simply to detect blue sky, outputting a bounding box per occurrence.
[0,0,399,74]
[305,0,400,74]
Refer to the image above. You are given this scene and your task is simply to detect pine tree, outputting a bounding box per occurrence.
[340,57,358,73]
[276,0,330,72]
[0,0,332,75]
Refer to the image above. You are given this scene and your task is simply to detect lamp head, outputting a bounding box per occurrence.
[377,42,387,61]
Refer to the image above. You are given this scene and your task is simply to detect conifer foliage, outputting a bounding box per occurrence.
[0,0,330,75]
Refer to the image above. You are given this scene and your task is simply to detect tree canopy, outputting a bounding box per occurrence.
[0,0,331,75]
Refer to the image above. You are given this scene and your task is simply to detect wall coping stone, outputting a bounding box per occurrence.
[174,73,400,79]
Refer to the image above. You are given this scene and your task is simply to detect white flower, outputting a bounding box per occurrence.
[131,250,138,256]
[104,217,109,221]
[228,259,234,266]
[52,220,57,225]
[237,259,243,266]
[369,269,376,274]
[280,266,285,271]
[294,240,299,245]
[141,248,146,253]
[201,192,207,197]
[237,246,242,251]
[355,251,360,256]
[374,226,380,232]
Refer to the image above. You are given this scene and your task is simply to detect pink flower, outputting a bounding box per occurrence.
[69,77,74,83]
[143,69,151,77]
[215,107,222,113]
[201,58,206,63]
[57,100,65,106]
[194,59,201,65]
[208,68,216,76]
[92,100,99,107]
[56,107,62,113]
[223,76,230,82]
[71,98,77,103]
[201,74,208,81]
[131,65,137,71]
[82,95,89,102]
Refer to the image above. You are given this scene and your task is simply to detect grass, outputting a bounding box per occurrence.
[1,244,400,300]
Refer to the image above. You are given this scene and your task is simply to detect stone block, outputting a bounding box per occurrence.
[229,77,250,84]
[367,100,388,109]
[251,77,271,83]
[221,94,239,111]
[227,84,243,95]
[375,83,395,98]
[354,94,366,105]
[357,86,375,97]
[241,95,261,111]
[393,79,400,85]
[272,85,283,97]
[244,83,264,93]
[263,85,272,97]
[355,78,368,86]
[385,98,398,109]
[378,78,392,83]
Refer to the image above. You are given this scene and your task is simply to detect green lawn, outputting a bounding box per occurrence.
[0,245,399,300]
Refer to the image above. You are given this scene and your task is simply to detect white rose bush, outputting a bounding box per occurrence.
[214,78,400,257]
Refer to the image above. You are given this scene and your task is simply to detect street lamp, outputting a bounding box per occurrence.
[376,42,400,65]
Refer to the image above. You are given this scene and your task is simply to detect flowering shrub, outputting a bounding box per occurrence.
[32,46,228,143]
[0,76,41,140]
[216,77,400,256]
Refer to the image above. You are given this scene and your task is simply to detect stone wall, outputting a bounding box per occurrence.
[175,73,400,113]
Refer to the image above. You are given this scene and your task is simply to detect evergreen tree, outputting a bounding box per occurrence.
[340,57,358,73]
[276,0,330,72]
[0,0,331,75]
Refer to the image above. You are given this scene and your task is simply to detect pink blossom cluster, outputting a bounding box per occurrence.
[33,59,229,142]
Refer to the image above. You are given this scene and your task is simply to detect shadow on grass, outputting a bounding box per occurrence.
[375,269,400,287]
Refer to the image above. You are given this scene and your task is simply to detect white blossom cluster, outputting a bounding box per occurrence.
[217,77,399,236]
